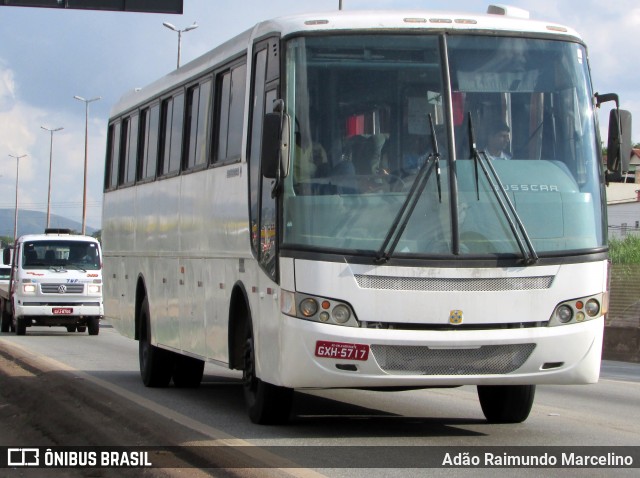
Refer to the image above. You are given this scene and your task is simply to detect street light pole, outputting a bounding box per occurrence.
[73,95,101,235]
[8,154,27,244]
[41,126,63,229]
[163,21,198,69]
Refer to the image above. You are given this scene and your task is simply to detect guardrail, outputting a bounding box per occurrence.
[605,264,640,362]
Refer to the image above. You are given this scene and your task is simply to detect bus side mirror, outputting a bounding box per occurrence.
[3,247,12,266]
[261,112,291,180]
[261,113,281,179]
[607,109,632,174]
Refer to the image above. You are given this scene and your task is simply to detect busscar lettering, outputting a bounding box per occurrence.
[503,184,559,192]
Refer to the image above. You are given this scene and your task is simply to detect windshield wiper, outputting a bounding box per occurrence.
[467,113,538,265]
[429,114,443,203]
[375,114,441,264]
[66,263,87,272]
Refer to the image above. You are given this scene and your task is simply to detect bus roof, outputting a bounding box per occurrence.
[110,7,581,117]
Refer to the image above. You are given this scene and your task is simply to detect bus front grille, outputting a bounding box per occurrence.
[370,343,536,375]
[355,275,554,292]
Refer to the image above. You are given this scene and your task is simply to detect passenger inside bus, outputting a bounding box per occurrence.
[483,120,512,160]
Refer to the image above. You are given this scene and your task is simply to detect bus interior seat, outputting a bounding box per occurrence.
[347,134,388,175]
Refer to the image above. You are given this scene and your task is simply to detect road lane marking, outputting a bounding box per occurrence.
[0,339,326,478]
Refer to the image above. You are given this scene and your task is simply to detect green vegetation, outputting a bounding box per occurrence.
[609,235,640,264]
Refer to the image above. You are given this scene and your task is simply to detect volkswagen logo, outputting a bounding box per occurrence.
[58,285,67,294]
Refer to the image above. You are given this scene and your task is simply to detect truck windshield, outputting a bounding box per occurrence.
[281,34,604,260]
[22,240,101,270]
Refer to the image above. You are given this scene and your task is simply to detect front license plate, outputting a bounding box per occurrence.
[52,307,73,315]
[315,341,369,361]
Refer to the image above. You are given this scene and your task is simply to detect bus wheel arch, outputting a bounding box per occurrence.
[134,275,148,341]
[137,279,174,387]
[228,282,251,371]
[228,281,293,424]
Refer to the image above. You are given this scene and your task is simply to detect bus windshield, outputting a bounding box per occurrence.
[22,240,101,271]
[282,34,604,259]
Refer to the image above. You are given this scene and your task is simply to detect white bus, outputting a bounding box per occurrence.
[102,5,629,424]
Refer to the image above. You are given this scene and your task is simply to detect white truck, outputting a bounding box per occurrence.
[0,229,104,336]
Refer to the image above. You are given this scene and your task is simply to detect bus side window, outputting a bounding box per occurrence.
[214,63,247,164]
[105,121,121,190]
[138,103,160,181]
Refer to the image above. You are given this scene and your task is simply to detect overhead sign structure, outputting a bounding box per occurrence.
[0,0,183,14]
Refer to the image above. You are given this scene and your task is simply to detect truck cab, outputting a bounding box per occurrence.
[0,229,104,335]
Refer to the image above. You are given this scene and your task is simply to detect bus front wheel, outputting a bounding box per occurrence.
[477,384,535,423]
[243,337,293,425]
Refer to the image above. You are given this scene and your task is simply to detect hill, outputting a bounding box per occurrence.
[0,208,97,239]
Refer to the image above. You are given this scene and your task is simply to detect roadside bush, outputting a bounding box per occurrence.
[609,235,640,264]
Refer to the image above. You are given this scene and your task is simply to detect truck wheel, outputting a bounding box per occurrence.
[139,297,174,387]
[15,318,27,336]
[0,308,9,333]
[77,326,86,333]
[477,384,536,423]
[87,317,100,336]
[172,355,204,388]
[66,326,77,333]
[243,336,293,424]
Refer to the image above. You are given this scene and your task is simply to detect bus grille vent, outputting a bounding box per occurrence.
[370,343,536,375]
[355,275,553,292]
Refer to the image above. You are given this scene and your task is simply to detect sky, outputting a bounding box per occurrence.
[0,0,638,231]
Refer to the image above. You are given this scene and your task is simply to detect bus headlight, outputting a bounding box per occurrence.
[280,290,358,327]
[549,294,603,326]
[299,298,318,317]
[556,305,573,323]
[585,299,600,317]
[332,304,351,324]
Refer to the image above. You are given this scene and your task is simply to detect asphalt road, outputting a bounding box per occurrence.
[0,323,638,477]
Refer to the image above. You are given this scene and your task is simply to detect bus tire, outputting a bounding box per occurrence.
[477,384,536,423]
[15,317,27,336]
[87,317,100,336]
[173,355,205,388]
[243,336,293,424]
[139,297,174,387]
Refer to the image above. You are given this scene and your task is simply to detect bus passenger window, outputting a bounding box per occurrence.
[215,63,247,163]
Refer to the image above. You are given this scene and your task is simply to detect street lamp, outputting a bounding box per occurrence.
[8,154,27,244]
[163,21,198,69]
[73,95,101,235]
[41,125,63,229]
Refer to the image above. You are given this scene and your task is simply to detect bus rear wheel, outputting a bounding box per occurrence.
[243,337,293,424]
[477,384,535,423]
[139,297,174,387]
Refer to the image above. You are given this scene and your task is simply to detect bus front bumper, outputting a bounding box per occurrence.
[266,316,603,389]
